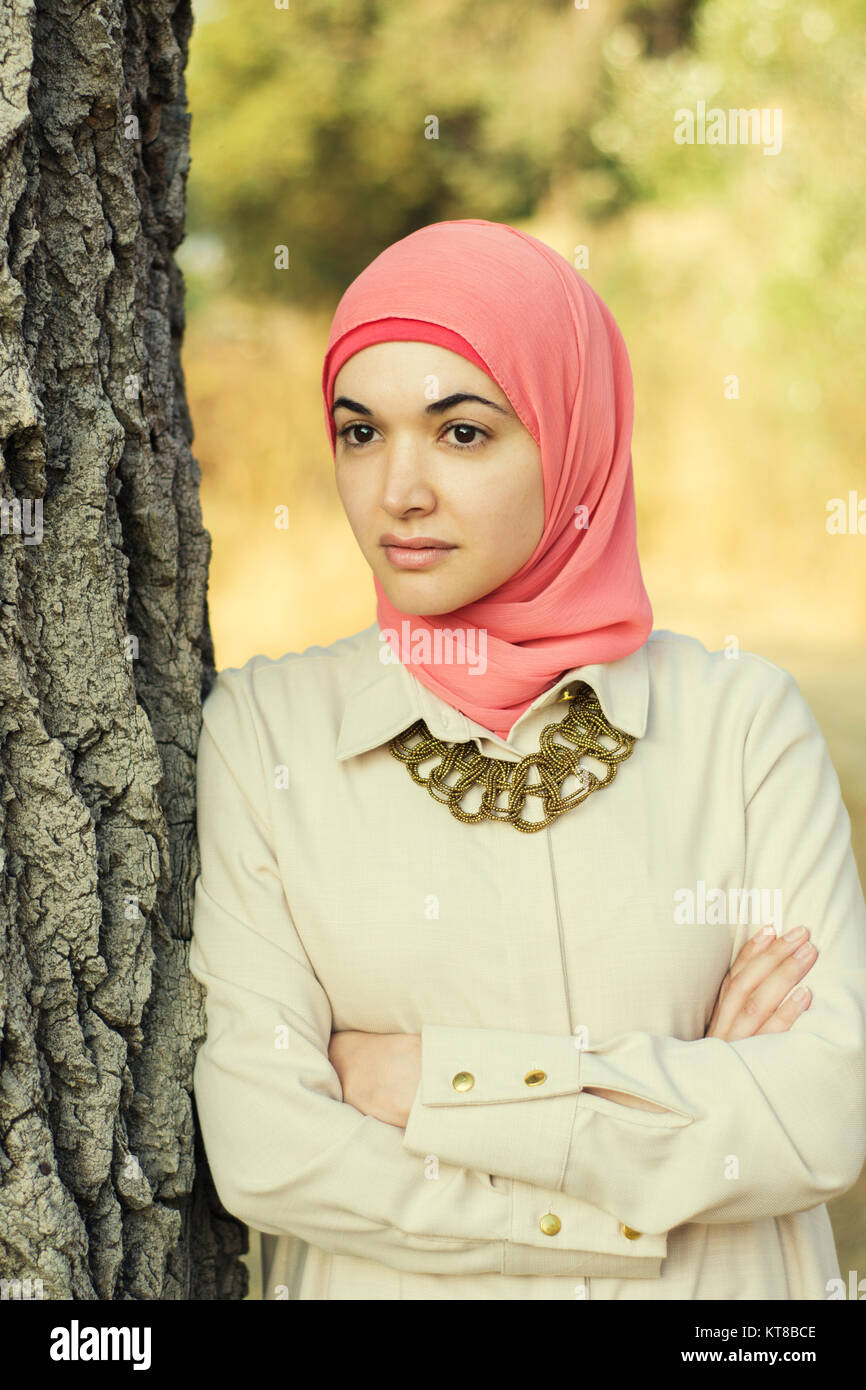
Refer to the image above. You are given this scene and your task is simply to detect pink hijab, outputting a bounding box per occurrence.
[321,218,652,741]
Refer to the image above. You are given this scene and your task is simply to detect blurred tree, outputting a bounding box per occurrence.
[623,0,701,55]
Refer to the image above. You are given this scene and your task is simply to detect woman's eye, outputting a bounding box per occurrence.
[338,423,378,447]
[337,422,489,450]
[444,423,488,449]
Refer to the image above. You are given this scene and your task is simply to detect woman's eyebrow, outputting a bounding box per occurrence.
[331,392,510,418]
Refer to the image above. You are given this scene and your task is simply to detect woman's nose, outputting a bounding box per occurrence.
[380,439,436,510]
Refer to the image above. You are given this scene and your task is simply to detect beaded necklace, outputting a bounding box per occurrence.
[388,682,635,833]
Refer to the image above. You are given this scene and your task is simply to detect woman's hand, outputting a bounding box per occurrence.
[704,924,817,1041]
[332,1028,670,1121]
[328,1030,422,1128]
[328,927,818,1131]
[584,924,819,1114]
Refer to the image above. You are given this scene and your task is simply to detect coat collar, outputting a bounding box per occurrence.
[336,623,650,762]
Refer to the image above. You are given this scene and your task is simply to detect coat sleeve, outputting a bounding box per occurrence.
[402,666,866,1235]
[189,667,667,1278]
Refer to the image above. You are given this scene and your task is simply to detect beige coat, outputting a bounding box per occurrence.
[188,621,866,1300]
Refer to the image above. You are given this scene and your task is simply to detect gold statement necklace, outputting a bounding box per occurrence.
[388,682,636,833]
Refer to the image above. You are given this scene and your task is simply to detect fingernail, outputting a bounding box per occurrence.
[794,942,815,959]
[753,925,776,941]
[791,986,808,1002]
[784,925,807,940]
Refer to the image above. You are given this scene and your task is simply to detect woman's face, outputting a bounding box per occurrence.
[332,341,545,616]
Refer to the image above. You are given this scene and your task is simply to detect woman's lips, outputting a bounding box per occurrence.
[382,544,456,569]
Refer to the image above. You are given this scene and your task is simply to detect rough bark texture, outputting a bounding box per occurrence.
[0,0,247,1298]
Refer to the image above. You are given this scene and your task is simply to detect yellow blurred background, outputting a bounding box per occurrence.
[180,0,866,1297]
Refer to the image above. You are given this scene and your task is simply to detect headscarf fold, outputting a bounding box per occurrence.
[321,218,652,740]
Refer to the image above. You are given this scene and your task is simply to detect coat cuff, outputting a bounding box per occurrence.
[504,1179,667,1276]
[403,1023,584,1190]
[402,1024,668,1274]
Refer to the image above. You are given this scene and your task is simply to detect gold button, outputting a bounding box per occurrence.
[539,1212,562,1236]
[620,1224,642,1240]
[524,1069,547,1087]
[452,1071,474,1092]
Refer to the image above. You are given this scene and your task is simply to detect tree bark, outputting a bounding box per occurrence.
[0,0,245,1299]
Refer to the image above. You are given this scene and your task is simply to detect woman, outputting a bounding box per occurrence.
[189,218,866,1300]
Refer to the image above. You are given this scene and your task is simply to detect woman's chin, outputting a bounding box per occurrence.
[373,559,491,616]
[377,579,466,617]
[382,595,454,618]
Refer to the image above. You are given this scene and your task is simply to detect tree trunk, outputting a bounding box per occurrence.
[0,0,245,1299]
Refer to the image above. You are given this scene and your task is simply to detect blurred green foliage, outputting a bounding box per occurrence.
[186,0,863,310]
[185,0,698,302]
